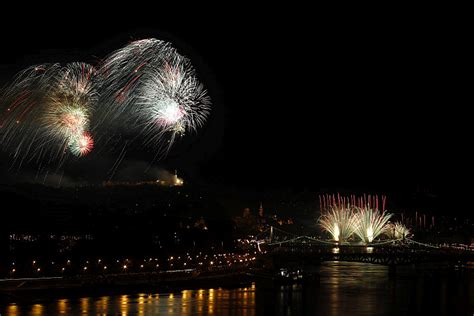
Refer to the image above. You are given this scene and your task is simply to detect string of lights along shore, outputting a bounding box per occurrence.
[318,194,410,243]
[0,38,211,169]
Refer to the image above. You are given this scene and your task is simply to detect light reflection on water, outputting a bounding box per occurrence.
[268,262,474,315]
[2,286,256,315]
[1,262,473,315]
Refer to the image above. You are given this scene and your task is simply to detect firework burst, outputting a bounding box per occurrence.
[68,132,94,157]
[44,62,97,139]
[385,222,411,240]
[97,38,210,154]
[319,205,358,242]
[43,62,98,157]
[1,38,211,177]
[353,207,392,243]
[0,62,98,166]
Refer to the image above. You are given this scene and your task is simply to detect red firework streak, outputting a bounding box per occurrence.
[115,73,143,103]
[16,101,37,123]
[134,61,147,73]
[1,91,32,121]
[81,63,93,82]
[318,193,387,211]
[113,61,147,103]
[9,91,32,111]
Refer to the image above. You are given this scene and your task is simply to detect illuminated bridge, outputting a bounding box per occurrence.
[254,226,474,267]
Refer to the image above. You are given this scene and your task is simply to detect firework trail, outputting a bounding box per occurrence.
[319,193,387,211]
[107,140,128,181]
[1,64,59,168]
[0,62,98,167]
[97,38,211,155]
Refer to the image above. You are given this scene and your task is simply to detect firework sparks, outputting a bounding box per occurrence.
[44,63,97,140]
[319,205,358,242]
[319,193,387,211]
[385,222,411,240]
[1,38,211,176]
[353,207,392,243]
[0,62,98,165]
[97,38,211,154]
[68,132,94,157]
[318,194,396,243]
[43,62,97,157]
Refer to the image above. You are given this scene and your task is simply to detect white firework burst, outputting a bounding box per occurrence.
[319,205,358,242]
[353,207,392,243]
[385,222,411,240]
[97,38,210,154]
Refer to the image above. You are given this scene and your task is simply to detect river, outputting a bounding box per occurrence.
[1,262,473,315]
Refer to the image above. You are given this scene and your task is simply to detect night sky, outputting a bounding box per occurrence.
[0,9,469,199]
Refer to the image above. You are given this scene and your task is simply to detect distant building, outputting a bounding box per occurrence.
[103,170,184,187]
[157,170,184,187]
[257,202,266,227]
[243,208,251,218]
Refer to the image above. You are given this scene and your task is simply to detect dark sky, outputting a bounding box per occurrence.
[0,8,469,196]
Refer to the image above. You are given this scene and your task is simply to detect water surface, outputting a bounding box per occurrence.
[2,262,473,315]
